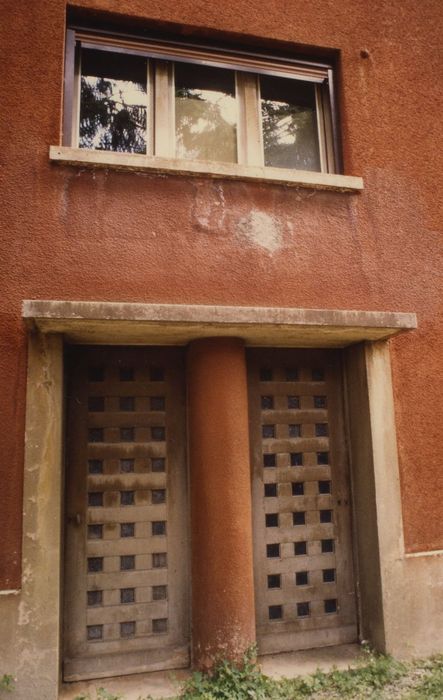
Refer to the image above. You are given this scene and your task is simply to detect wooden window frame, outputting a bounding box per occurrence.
[63,28,340,174]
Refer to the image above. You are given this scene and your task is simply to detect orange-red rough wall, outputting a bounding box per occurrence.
[0,0,442,587]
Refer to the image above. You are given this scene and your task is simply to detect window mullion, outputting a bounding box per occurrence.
[236,72,264,167]
[71,41,82,148]
[315,84,328,173]
[154,60,175,157]
[63,29,76,146]
[327,69,340,172]
[146,60,154,156]
[319,82,336,173]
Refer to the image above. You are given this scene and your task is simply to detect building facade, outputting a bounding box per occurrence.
[0,1,442,698]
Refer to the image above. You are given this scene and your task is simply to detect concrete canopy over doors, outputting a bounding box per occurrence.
[11,300,441,700]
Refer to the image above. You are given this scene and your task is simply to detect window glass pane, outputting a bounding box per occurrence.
[79,49,148,154]
[175,63,237,163]
[260,75,320,171]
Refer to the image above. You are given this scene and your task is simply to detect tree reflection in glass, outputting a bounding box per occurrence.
[79,49,148,153]
[175,63,237,163]
[260,75,320,171]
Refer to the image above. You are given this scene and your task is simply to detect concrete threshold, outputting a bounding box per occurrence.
[59,643,362,699]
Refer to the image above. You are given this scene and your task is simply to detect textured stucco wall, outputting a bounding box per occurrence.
[0,0,442,589]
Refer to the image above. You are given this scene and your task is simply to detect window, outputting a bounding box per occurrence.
[63,28,339,174]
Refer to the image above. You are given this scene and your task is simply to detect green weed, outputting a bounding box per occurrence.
[73,688,122,700]
[0,675,14,693]
[180,646,271,699]
[404,655,443,699]
[70,650,443,700]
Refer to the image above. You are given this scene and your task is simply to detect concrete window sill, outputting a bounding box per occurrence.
[49,146,364,193]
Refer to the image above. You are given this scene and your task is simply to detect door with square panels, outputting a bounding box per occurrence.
[63,347,189,681]
[247,349,357,654]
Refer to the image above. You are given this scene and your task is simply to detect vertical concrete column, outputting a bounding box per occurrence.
[187,337,256,668]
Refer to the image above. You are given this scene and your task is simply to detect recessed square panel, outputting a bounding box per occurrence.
[318,480,331,494]
[296,571,308,586]
[88,492,103,507]
[152,520,167,535]
[152,489,166,504]
[262,425,275,439]
[287,395,300,409]
[292,482,304,496]
[87,624,103,640]
[264,483,278,497]
[88,396,104,412]
[324,598,337,613]
[315,423,329,437]
[120,522,135,538]
[297,601,310,617]
[152,552,167,568]
[87,557,103,572]
[88,428,103,443]
[152,585,168,600]
[119,396,135,411]
[120,554,135,571]
[153,618,168,633]
[314,395,327,408]
[266,543,280,558]
[87,524,103,539]
[120,621,136,637]
[151,426,166,441]
[269,605,283,620]
[120,458,135,473]
[294,541,307,556]
[150,396,165,411]
[317,451,329,465]
[87,590,103,606]
[150,367,165,381]
[120,427,135,442]
[285,367,298,381]
[289,424,301,438]
[263,453,276,468]
[290,452,303,467]
[321,539,334,553]
[120,490,135,506]
[119,367,134,381]
[312,369,324,381]
[261,395,274,410]
[266,513,279,527]
[323,568,335,583]
[320,509,333,523]
[88,366,104,382]
[293,511,306,526]
[260,368,273,381]
[120,555,135,570]
[151,457,166,472]
[120,587,135,604]
[88,459,103,474]
[267,574,281,589]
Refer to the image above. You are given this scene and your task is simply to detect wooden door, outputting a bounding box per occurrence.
[248,348,357,654]
[64,347,189,681]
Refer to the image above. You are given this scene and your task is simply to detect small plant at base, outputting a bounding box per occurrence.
[0,675,14,693]
[406,654,443,699]
[73,690,122,700]
[180,645,271,699]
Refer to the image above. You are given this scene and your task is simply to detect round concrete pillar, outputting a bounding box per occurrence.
[187,337,256,668]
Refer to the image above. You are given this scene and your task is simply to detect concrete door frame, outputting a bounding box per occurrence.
[3,301,441,700]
